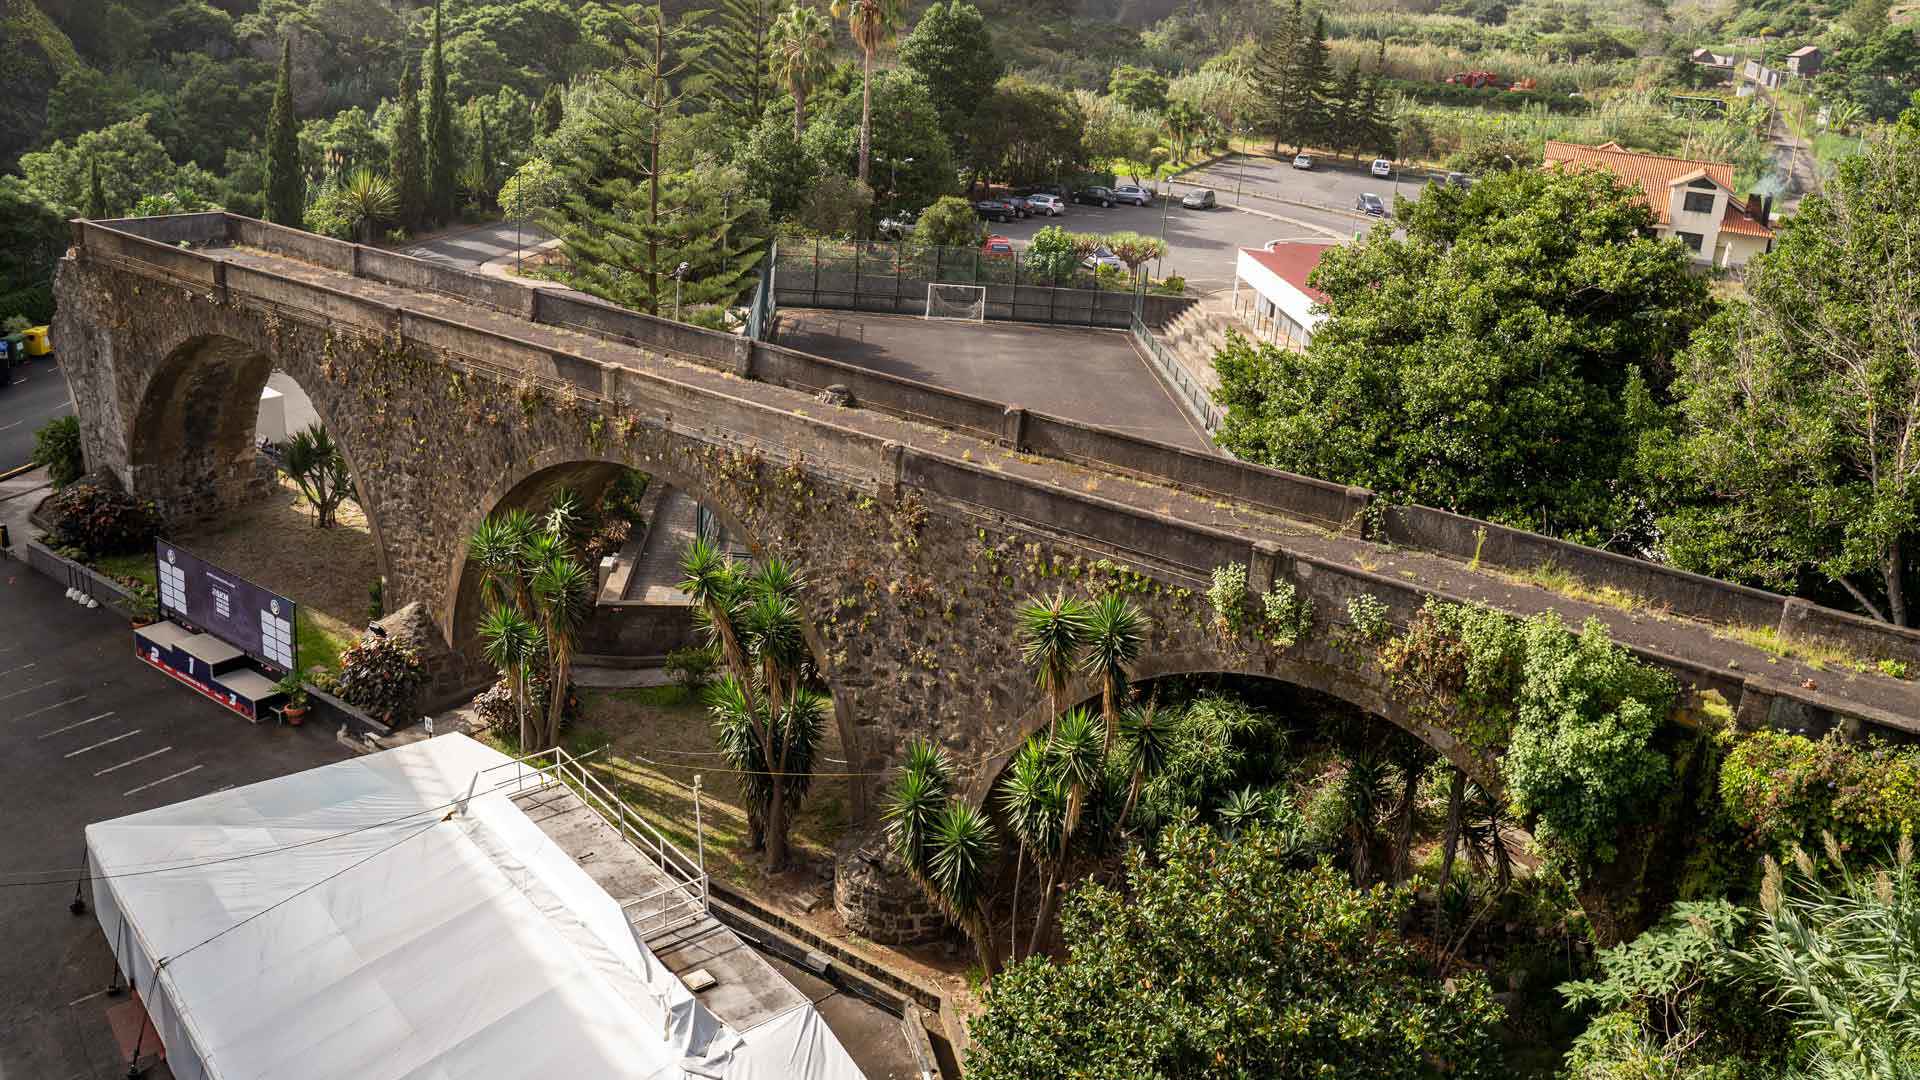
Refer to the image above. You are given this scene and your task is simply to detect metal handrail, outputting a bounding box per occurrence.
[475,746,711,935]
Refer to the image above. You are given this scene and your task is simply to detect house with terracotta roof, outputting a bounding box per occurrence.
[1231,242,1334,350]
[1543,141,1775,269]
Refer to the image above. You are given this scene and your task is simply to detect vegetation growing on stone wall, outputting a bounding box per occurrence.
[1718,731,1920,857]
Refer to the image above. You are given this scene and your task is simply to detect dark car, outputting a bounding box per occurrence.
[1004,195,1036,218]
[1028,183,1071,199]
[1072,186,1116,208]
[1355,192,1388,217]
[973,198,1017,222]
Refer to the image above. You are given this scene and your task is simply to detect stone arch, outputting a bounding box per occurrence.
[962,646,1498,807]
[125,330,394,590]
[442,448,868,808]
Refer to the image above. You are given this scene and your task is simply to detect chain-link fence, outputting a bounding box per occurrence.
[772,238,1172,328]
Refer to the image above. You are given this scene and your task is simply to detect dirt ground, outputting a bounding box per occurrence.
[171,476,379,670]
[478,685,980,999]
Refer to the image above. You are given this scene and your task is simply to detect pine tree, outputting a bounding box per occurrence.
[550,5,761,317]
[1287,13,1333,157]
[1360,41,1395,159]
[265,38,305,226]
[696,0,777,129]
[425,0,455,224]
[1328,64,1363,161]
[391,63,426,229]
[84,159,107,219]
[1251,0,1303,154]
[538,84,564,137]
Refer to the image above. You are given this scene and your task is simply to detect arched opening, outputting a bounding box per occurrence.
[444,453,867,876]
[124,334,388,676]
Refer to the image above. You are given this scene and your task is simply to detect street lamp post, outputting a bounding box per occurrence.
[672,261,690,321]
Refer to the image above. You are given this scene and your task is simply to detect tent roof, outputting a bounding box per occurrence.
[85,735,860,1080]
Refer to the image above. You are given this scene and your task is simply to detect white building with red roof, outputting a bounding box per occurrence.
[1543,141,1775,269]
[1231,241,1335,350]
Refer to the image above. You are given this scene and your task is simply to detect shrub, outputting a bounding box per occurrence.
[1206,562,1248,633]
[44,482,160,558]
[335,632,425,720]
[665,645,719,692]
[1022,225,1079,280]
[1150,274,1186,295]
[913,195,982,248]
[31,415,83,488]
[1346,593,1392,642]
[1718,731,1920,855]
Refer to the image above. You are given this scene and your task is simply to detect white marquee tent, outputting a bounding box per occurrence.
[84,734,865,1080]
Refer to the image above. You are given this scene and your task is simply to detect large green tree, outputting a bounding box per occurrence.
[1650,106,1920,625]
[20,114,182,216]
[0,176,68,324]
[769,3,833,139]
[897,1,1000,154]
[965,76,1085,189]
[425,0,456,224]
[390,63,426,229]
[264,38,305,226]
[828,0,904,186]
[1214,166,1715,544]
[966,825,1504,1079]
[696,0,777,130]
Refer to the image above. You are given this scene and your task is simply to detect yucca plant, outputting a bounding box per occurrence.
[337,167,399,243]
[999,740,1066,959]
[1018,591,1094,723]
[1117,697,1177,827]
[283,423,352,528]
[1080,593,1148,753]
[478,605,542,748]
[1216,786,1272,838]
[528,554,592,749]
[927,802,1000,977]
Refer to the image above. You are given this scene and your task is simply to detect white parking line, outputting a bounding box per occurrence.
[40,711,115,738]
[13,694,86,721]
[66,729,142,757]
[0,662,37,679]
[97,747,171,775]
[0,678,58,700]
[124,764,205,797]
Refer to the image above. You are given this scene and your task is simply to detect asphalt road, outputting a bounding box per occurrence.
[984,200,1360,294]
[1,358,74,472]
[0,562,353,1080]
[398,219,551,268]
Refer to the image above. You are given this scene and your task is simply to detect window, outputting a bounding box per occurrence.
[1683,191,1716,214]
[1675,231,1705,253]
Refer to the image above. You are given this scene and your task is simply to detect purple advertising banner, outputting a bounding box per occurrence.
[154,540,299,673]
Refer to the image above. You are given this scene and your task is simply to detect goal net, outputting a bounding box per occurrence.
[925,283,987,322]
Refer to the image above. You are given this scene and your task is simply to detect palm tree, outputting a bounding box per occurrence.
[927,802,1000,976]
[478,605,542,748]
[1116,697,1176,826]
[681,538,753,689]
[282,424,352,528]
[1024,706,1102,957]
[828,0,903,186]
[998,740,1065,960]
[1017,591,1093,724]
[337,167,399,244]
[1338,747,1395,886]
[528,554,592,748]
[1080,593,1147,753]
[771,3,834,138]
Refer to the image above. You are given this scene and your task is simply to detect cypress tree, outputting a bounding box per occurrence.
[1288,14,1333,157]
[538,84,564,137]
[1251,0,1302,154]
[391,62,426,229]
[1360,41,1394,158]
[265,38,305,226]
[425,0,455,223]
[84,159,107,219]
[1328,64,1363,161]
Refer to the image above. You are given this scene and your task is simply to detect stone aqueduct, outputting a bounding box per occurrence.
[55,213,1920,841]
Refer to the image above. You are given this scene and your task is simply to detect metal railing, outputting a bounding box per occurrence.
[1131,310,1225,437]
[478,746,710,939]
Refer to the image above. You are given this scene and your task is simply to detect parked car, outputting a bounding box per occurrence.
[1370,158,1394,178]
[878,208,918,240]
[981,235,1016,257]
[1291,154,1314,170]
[1004,195,1035,218]
[1445,171,1474,189]
[1028,183,1070,199]
[1112,184,1153,206]
[1072,186,1116,208]
[1083,246,1126,271]
[973,198,1016,222]
[1355,192,1387,217]
[1180,188,1217,209]
[1025,193,1065,216]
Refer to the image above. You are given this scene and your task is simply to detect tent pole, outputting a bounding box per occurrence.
[106,917,126,996]
[70,851,88,915]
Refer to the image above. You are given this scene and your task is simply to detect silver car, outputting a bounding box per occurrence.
[1025,193,1065,216]
[1111,184,1154,206]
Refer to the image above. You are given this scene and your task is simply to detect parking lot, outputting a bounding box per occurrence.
[0,564,352,1080]
[1179,152,1434,221]
[983,198,1357,294]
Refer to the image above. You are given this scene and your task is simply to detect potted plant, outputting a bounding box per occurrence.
[275,670,310,725]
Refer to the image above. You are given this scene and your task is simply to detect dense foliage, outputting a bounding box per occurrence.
[30,415,83,488]
[335,631,425,720]
[1719,732,1920,856]
[44,481,161,559]
[1216,166,1713,545]
[966,824,1504,1080]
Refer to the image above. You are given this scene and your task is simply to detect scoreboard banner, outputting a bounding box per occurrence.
[154,540,299,673]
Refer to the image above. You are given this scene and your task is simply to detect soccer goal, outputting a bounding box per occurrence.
[925,282,987,322]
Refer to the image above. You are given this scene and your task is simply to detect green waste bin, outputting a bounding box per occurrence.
[2,334,24,372]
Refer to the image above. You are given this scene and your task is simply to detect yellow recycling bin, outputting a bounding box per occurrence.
[22,325,51,356]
